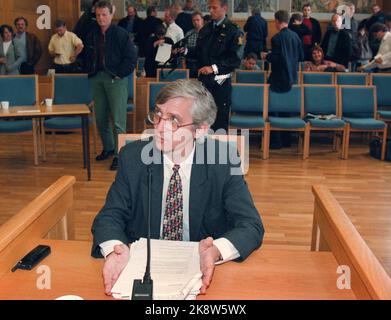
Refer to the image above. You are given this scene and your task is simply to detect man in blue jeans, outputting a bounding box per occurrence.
[85,1,137,170]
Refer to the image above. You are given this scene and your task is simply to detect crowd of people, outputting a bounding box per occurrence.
[1,0,391,165]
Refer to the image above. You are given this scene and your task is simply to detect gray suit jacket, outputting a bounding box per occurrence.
[0,39,25,75]
[91,138,264,260]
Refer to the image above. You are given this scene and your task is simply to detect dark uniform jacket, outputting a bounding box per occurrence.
[91,138,264,260]
[196,18,242,86]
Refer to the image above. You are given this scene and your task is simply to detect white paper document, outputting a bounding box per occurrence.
[155,43,172,63]
[111,238,202,300]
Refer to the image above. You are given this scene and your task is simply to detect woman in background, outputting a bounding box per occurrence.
[0,24,25,75]
[304,45,346,72]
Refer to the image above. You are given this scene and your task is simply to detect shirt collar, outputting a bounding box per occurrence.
[214,17,225,27]
[163,145,195,180]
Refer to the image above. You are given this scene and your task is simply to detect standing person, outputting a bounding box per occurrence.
[196,0,242,132]
[0,25,25,75]
[261,10,303,93]
[344,2,358,43]
[85,1,137,171]
[48,20,84,73]
[144,24,174,78]
[302,3,322,60]
[352,21,373,71]
[138,6,163,57]
[13,17,42,74]
[288,13,312,46]
[321,14,352,68]
[358,23,391,73]
[184,11,204,78]
[243,7,268,58]
[261,10,304,149]
[366,4,386,55]
[118,5,143,45]
[164,7,184,45]
[174,3,193,35]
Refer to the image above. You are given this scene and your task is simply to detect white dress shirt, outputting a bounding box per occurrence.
[364,32,391,70]
[100,146,240,264]
[2,41,12,56]
[164,22,184,44]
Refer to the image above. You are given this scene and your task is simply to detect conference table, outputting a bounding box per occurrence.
[0,105,91,181]
[0,239,355,300]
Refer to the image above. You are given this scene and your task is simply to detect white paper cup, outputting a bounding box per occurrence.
[55,295,84,300]
[1,101,9,110]
[45,99,53,107]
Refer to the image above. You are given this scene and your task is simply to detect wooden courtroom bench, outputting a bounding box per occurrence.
[0,177,390,300]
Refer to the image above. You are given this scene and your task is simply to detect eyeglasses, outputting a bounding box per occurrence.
[147,111,194,132]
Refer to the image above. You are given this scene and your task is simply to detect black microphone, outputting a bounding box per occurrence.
[131,166,153,300]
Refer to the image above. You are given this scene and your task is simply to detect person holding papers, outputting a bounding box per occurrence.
[91,79,265,297]
[144,24,174,77]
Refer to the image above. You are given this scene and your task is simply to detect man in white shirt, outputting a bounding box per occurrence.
[163,7,184,44]
[360,23,391,72]
[91,79,264,297]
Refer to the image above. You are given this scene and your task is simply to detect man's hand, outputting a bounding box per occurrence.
[102,244,130,296]
[199,237,221,295]
[375,57,383,64]
[154,39,165,48]
[69,55,76,63]
[0,57,6,64]
[198,66,214,76]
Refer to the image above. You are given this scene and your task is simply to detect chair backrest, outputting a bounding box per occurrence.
[0,75,38,106]
[371,73,391,108]
[339,85,377,118]
[118,134,248,174]
[128,71,136,101]
[303,85,339,116]
[235,70,266,84]
[146,82,169,113]
[53,74,92,105]
[231,84,267,117]
[157,69,189,82]
[268,85,302,115]
[302,72,335,85]
[336,73,368,86]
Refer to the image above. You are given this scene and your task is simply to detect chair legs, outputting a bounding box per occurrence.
[303,124,310,160]
[381,126,388,161]
[262,124,270,160]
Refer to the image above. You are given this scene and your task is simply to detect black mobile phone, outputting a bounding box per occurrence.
[11,245,51,272]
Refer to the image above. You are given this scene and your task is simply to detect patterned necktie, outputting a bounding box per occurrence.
[162,165,183,241]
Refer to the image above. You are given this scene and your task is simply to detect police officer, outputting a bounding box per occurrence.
[196,0,242,132]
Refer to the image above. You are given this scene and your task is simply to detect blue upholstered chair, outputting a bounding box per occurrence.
[340,85,387,160]
[0,75,39,163]
[157,69,189,82]
[229,84,269,159]
[371,73,391,120]
[43,74,95,153]
[127,72,137,132]
[268,85,310,159]
[235,70,267,84]
[336,73,368,86]
[303,85,346,158]
[302,72,335,85]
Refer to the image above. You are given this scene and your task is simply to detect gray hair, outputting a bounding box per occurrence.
[155,79,217,127]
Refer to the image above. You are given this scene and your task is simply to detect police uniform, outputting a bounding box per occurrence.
[196,18,242,132]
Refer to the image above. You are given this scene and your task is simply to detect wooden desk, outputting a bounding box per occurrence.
[0,105,91,181]
[0,177,390,300]
[0,239,355,300]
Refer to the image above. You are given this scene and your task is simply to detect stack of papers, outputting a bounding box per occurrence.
[111,238,202,300]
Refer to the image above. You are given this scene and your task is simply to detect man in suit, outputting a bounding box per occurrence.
[262,10,303,94]
[91,79,264,296]
[243,7,268,59]
[138,6,163,57]
[321,14,352,68]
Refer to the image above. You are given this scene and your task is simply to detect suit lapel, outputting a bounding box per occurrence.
[189,141,209,241]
